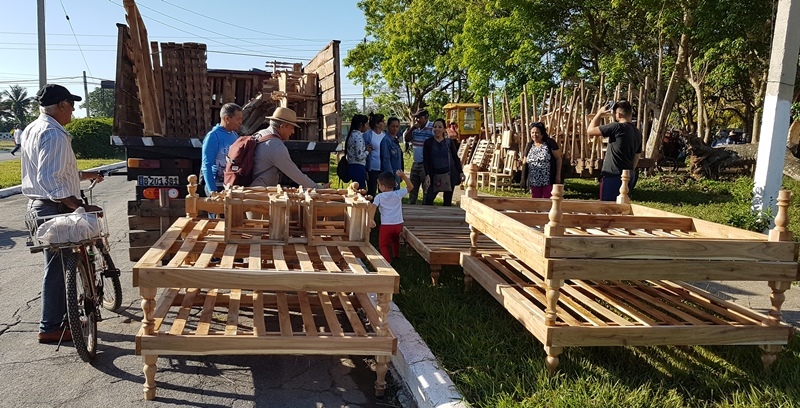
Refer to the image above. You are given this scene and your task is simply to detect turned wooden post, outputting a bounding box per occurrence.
[466,163,478,198]
[617,169,631,204]
[545,184,564,236]
[544,345,563,374]
[186,174,198,217]
[374,293,392,397]
[761,189,794,372]
[140,287,158,400]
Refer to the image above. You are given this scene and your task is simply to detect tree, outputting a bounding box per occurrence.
[1,85,33,125]
[345,0,469,120]
[79,87,115,118]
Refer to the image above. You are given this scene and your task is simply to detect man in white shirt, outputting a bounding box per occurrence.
[10,125,22,155]
[22,84,104,344]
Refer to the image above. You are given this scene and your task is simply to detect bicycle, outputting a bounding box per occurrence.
[26,172,122,362]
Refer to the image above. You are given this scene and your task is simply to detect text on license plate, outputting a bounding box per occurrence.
[138,175,179,186]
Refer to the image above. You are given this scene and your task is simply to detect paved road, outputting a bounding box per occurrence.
[0,150,20,162]
[0,174,406,407]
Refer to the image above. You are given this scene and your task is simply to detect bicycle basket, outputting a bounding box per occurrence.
[26,207,108,247]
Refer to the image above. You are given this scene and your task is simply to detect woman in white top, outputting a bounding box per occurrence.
[345,114,370,191]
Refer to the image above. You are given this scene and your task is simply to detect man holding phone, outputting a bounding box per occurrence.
[587,100,642,201]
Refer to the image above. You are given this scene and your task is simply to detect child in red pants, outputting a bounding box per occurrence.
[370,170,413,262]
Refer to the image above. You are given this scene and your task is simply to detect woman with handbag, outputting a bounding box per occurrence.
[345,114,371,191]
[422,118,464,206]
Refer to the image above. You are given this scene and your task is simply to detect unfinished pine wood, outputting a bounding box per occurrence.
[133,211,399,400]
[462,253,794,371]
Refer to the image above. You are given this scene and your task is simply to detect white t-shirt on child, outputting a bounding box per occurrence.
[372,188,408,225]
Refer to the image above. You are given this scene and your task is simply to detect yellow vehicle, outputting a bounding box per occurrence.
[443,103,482,137]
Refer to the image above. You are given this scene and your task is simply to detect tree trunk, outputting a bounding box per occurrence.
[646,29,691,158]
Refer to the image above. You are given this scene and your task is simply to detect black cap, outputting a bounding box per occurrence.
[413,109,429,118]
[36,84,82,106]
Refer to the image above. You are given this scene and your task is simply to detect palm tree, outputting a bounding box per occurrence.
[2,85,33,124]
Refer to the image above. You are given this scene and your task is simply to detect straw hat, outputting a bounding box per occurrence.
[266,107,300,128]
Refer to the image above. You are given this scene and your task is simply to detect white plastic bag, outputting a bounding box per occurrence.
[35,207,102,244]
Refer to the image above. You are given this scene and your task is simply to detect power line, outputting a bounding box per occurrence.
[58,0,92,76]
[107,0,263,56]
[0,31,364,43]
[159,0,340,43]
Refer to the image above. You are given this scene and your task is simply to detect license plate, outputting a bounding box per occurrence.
[137,175,179,187]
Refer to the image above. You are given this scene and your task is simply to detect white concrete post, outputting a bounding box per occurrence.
[753,0,800,217]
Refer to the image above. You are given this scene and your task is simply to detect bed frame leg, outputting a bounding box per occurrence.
[430,264,441,286]
[544,346,563,374]
[143,354,158,400]
[374,355,390,398]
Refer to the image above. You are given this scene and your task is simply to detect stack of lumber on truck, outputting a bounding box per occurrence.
[459,165,798,373]
[114,0,342,262]
[133,177,398,401]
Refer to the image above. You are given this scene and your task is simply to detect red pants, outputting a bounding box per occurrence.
[379,224,403,262]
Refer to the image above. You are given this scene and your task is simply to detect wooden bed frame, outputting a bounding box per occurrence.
[133,179,397,400]
[460,165,798,372]
[400,205,506,284]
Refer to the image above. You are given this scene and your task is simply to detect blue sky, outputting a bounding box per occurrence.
[0,0,368,118]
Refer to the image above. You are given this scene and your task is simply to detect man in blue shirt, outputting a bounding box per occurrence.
[403,109,434,204]
[201,103,243,195]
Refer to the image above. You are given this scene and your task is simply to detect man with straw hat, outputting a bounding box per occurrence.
[250,107,330,188]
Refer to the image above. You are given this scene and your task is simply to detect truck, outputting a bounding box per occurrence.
[112,1,342,261]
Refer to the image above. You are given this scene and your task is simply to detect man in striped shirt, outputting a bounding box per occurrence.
[403,109,434,204]
[21,84,105,344]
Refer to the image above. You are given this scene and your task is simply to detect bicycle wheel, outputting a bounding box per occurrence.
[64,252,98,362]
[98,247,123,312]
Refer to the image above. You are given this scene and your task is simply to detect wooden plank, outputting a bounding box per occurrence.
[169,288,199,335]
[249,241,261,270]
[546,236,797,262]
[253,290,266,336]
[225,289,241,335]
[338,293,368,336]
[503,213,695,232]
[548,258,798,281]
[548,325,792,347]
[273,246,289,270]
[220,244,238,269]
[133,217,192,272]
[572,280,656,325]
[297,291,318,336]
[194,242,218,268]
[338,246,367,274]
[136,268,397,293]
[137,335,397,356]
[295,244,314,271]
[196,289,217,335]
[318,291,344,336]
[167,219,208,267]
[152,288,180,332]
[276,291,293,337]
[304,43,334,73]
[317,246,340,272]
[629,204,770,240]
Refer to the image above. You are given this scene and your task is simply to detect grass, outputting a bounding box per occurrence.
[369,170,800,407]
[0,140,15,149]
[0,158,121,189]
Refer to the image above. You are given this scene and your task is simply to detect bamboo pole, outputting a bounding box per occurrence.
[627,83,633,103]
[643,76,651,155]
[481,95,489,141]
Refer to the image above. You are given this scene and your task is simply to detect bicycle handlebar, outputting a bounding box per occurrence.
[85,170,108,192]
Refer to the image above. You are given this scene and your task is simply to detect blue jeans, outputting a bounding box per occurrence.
[599,173,638,201]
[348,163,367,192]
[28,199,69,333]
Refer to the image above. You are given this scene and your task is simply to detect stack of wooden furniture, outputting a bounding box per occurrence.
[461,166,798,373]
[133,176,397,401]
[488,150,519,191]
[457,136,477,165]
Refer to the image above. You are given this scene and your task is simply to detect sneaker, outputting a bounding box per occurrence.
[38,328,72,344]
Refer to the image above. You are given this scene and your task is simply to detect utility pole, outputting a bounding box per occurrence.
[37,0,47,89]
[83,71,90,117]
[362,37,366,113]
[752,0,800,219]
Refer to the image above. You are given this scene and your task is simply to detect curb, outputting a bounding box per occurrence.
[0,161,126,199]
[387,300,470,408]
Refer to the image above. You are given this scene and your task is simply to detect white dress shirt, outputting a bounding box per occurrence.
[21,113,81,201]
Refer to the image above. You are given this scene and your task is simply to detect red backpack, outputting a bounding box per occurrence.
[224,131,278,187]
